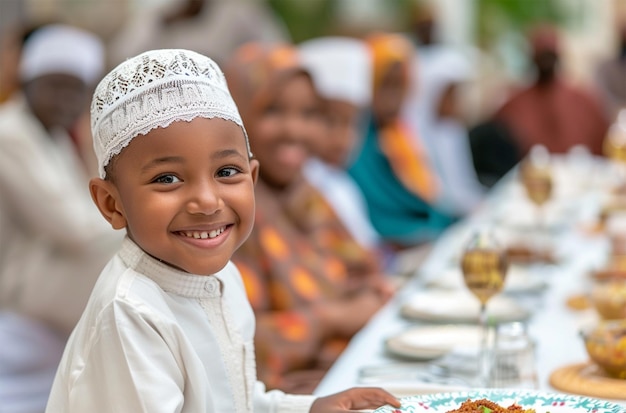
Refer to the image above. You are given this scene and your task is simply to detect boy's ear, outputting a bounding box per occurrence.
[250,158,260,186]
[89,178,127,230]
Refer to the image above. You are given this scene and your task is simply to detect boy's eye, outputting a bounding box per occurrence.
[153,174,181,184]
[217,167,240,178]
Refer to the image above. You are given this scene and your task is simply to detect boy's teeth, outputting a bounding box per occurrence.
[183,228,225,239]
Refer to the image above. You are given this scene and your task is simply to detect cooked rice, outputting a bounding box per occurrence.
[446,398,536,413]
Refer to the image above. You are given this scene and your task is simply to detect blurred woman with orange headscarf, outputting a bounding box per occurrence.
[225,42,393,394]
[348,32,453,249]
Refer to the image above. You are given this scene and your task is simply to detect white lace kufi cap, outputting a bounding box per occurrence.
[91,48,250,178]
[20,24,105,85]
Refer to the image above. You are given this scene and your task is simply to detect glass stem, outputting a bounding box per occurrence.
[478,303,490,387]
[536,205,544,234]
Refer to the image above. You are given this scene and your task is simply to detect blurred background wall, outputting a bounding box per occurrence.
[1,0,624,121]
[4,0,624,68]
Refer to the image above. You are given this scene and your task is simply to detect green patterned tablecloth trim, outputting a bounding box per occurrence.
[374,389,624,412]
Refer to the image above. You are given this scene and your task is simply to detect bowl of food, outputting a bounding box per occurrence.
[590,279,626,319]
[581,320,626,378]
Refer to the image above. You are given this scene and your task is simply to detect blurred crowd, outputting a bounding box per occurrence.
[0,0,624,411]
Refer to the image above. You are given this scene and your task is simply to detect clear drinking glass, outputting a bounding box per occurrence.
[460,230,509,387]
[490,321,538,389]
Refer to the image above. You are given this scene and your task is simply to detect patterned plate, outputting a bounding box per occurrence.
[373,389,624,412]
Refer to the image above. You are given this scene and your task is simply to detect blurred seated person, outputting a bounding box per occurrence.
[403,46,486,217]
[595,21,626,122]
[225,43,394,394]
[0,24,121,412]
[495,23,609,157]
[0,23,22,104]
[108,0,290,67]
[298,36,383,255]
[348,32,453,249]
[468,119,522,188]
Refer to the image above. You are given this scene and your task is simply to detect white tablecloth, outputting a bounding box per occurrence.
[314,156,626,407]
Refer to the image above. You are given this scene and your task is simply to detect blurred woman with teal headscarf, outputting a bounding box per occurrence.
[348,32,453,249]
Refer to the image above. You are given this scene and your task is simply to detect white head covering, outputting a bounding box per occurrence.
[91,48,249,178]
[402,45,484,215]
[298,37,372,108]
[19,24,104,85]
[413,47,473,123]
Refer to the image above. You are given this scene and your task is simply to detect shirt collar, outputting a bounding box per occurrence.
[118,237,223,298]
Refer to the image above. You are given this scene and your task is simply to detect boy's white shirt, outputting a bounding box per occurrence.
[46,237,316,413]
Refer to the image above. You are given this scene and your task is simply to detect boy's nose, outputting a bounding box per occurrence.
[185,182,223,215]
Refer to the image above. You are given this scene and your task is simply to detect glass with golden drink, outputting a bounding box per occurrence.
[461,248,508,305]
[520,154,553,229]
[460,231,508,387]
[604,135,626,163]
[603,109,626,188]
[522,169,552,206]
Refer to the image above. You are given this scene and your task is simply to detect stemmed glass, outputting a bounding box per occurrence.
[460,230,509,387]
[603,109,626,191]
[520,146,553,231]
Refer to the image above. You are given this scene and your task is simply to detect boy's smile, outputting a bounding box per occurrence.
[91,117,259,275]
[178,226,227,241]
[173,223,233,251]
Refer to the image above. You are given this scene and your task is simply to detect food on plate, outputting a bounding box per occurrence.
[505,245,556,265]
[581,320,626,378]
[598,198,626,223]
[591,267,626,282]
[590,280,626,319]
[592,248,626,281]
[379,391,624,413]
[445,398,536,413]
[565,293,591,310]
[610,236,626,257]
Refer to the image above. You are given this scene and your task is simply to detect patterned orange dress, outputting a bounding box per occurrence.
[226,42,388,392]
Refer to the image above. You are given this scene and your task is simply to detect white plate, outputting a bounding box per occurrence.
[373,389,624,412]
[426,265,547,294]
[492,196,569,233]
[385,325,481,360]
[401,290,530,324]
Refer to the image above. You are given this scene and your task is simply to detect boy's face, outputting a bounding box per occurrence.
[92,118,259,275]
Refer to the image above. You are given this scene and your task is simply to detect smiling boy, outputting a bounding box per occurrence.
[45,49,399,413]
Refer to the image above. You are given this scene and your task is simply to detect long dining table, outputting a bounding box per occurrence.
[313,154,626,407]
